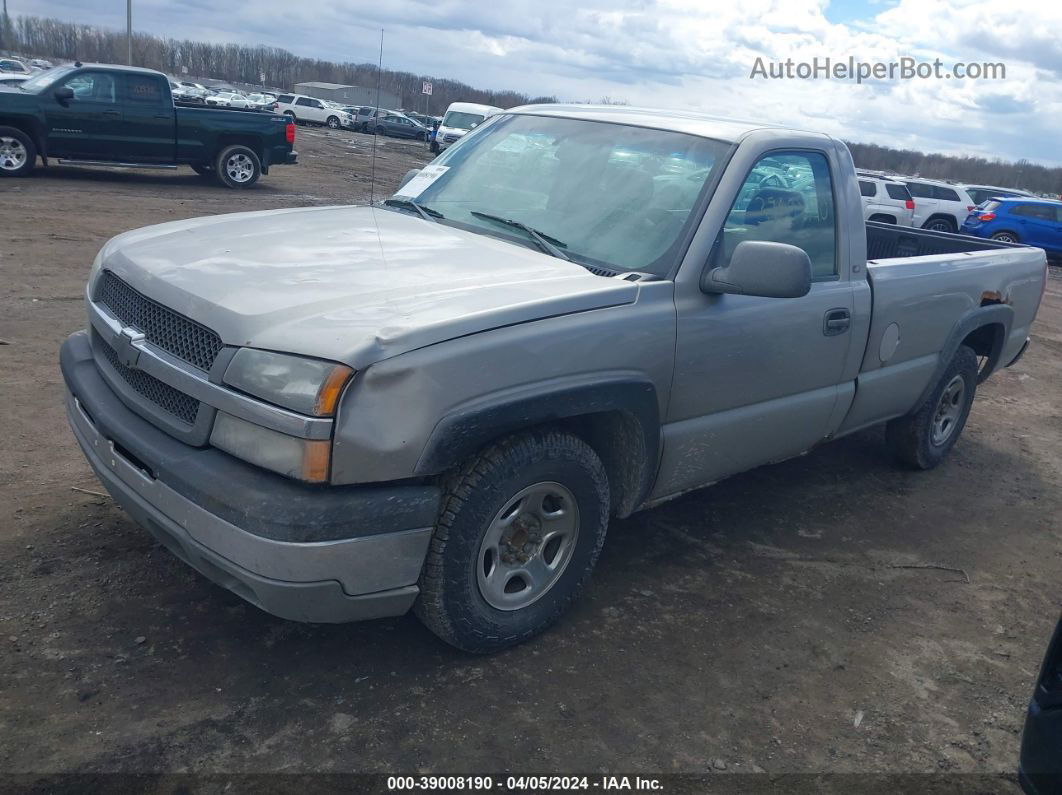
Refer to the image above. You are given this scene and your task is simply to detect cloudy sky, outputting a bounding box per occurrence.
[20,0,1062,165]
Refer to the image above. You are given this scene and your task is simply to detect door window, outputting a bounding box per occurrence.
[295,97,312,106]
[62,72,116,103]
[858,180,875,198]
[1012,204,1057,221]
[720,151,837,278]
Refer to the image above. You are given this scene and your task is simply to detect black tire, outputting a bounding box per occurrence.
[885,345,978,470]
[214,144,261,189]
[923,217,956,233]
[326,115,340,129]
[415,430,610,653]
[190,163,213,177]
[991,231,1020,244]
[0,126,37,177]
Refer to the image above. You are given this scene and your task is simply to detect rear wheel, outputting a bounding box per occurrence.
[415,430,610,653]
[991,231,1020,243]
[0,126,36,177]
[214,145,261,189]
[886,345,978,470]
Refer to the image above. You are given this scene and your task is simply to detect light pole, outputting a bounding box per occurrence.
[126,0,132,65]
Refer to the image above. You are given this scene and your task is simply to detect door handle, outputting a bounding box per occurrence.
[823,308,851,336]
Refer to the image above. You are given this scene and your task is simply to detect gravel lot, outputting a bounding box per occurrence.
[1,127,1060,784]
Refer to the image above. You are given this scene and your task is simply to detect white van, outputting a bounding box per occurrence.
[431,101,503,153]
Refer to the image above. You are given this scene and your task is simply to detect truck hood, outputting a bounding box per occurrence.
[97,205,638,368]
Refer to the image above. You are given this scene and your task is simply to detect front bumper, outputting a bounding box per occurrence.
[61,330,438,623]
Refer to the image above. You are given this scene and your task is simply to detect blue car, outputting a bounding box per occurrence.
[961,198,1062,258]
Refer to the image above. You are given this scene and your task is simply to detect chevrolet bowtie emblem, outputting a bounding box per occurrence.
[115,327,145,369]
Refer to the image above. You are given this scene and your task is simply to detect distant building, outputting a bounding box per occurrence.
[294,81,401,109]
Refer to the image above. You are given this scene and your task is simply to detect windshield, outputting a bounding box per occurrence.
[20,65,74,93]
[393,114,729,274]
[443,111,487,131]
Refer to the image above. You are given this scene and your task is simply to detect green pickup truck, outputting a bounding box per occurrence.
[0,63,296,187]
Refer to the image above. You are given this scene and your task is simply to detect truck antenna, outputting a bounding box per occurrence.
[369,28,384,205]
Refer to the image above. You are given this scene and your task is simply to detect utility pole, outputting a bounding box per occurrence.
[126,0,132,65]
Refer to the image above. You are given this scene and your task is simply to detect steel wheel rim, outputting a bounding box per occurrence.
[931,374,966,446]
[0,136,28,171]
[477,481,580,611]
[225,153,254,182]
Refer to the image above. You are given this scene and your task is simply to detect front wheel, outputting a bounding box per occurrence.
[415,430,610,653]
[0,126,36,177]
[326,115,340,129]
[923,217,957,233]
[885,345,978,470]
[214,144,261,189]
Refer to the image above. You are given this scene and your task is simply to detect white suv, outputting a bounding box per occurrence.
[857,175,915,226]
[275,94,355,129]
[900,178,977,233]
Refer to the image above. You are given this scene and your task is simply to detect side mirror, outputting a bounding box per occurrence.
[54,86,75,104]
[398,169,420,191]
[701,240,812,299]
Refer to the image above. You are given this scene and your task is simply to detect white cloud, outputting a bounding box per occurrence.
[23,0,1062,164]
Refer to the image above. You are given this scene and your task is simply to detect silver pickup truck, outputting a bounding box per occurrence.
[61,106,1048,652]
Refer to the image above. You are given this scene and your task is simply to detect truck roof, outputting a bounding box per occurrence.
[61,62,167,77]
[507,104,808,143]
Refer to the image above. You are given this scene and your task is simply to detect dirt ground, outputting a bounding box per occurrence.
[1,126,1060,785]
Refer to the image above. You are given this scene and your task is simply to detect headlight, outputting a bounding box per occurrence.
[223,349,353,416]
[210,412,331,482]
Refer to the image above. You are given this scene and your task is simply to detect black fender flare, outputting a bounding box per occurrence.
[414,374,661,513]
[914,303,1013,408]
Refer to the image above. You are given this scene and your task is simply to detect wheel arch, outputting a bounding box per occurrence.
[916,303,1013,407]
[0,117,46,160]
[414,377,661,518]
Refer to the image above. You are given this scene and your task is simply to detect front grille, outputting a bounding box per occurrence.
[99,340,200,425]
[96,271,223,371]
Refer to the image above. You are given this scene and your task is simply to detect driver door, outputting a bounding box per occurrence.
[653,149,856,501]
[44,70,122,159]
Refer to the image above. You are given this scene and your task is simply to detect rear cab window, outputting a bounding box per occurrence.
[124,74,166,105]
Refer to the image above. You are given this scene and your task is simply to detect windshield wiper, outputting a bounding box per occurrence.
[469,211,570,261]
[382,197,444,222]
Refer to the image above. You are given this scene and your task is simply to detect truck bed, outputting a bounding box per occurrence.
[835,222,1047,436]
[866,220,1019,260]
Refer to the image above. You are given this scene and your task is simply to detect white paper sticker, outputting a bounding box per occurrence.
[394,165,450,198]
